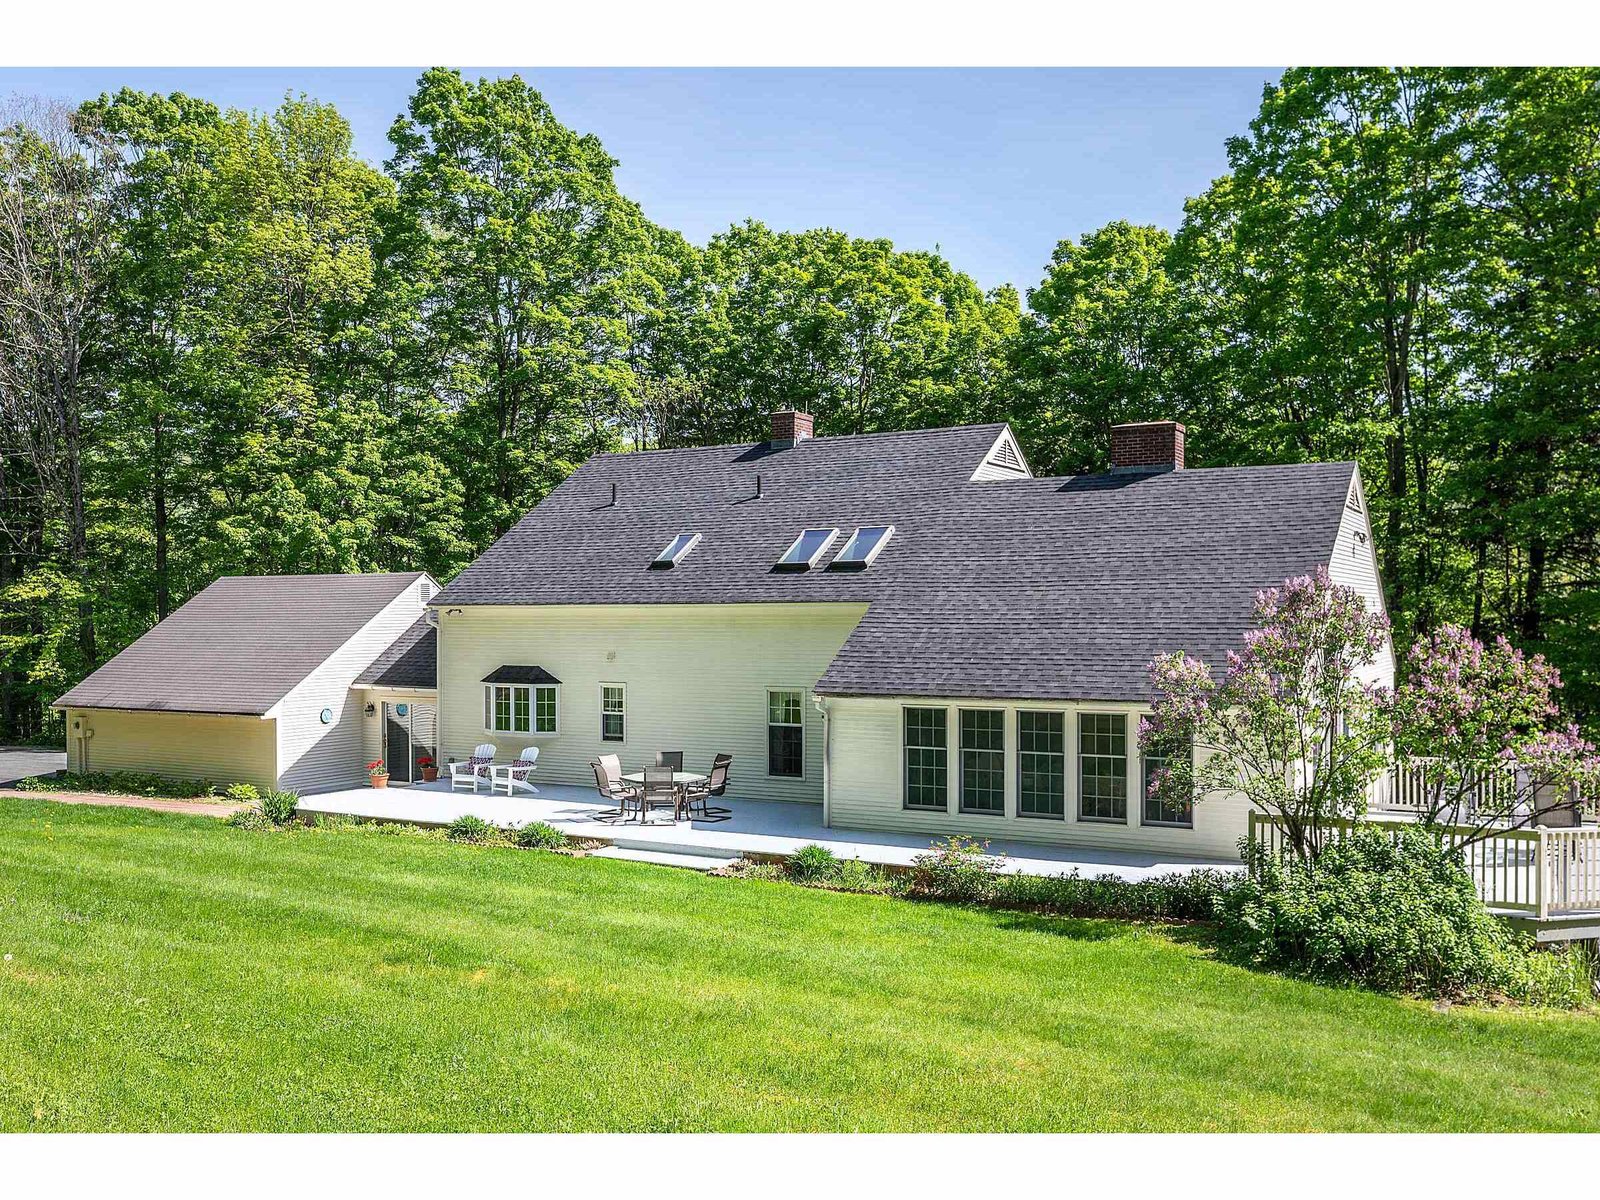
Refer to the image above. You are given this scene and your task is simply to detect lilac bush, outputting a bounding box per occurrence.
[1389,626,1600,842]
[1141,567,1392,863]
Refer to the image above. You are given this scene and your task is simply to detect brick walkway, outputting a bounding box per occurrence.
[0,788,246,818]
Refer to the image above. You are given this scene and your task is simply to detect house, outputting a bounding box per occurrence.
[51,413,1392,860]
[426,413,1392,859]
[54,572,439,793]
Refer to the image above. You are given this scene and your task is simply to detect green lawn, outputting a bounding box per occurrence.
[2,797,1596,1132]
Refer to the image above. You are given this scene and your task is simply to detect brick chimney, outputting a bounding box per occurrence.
[770,409,815,449]
[1110,420,1185,473]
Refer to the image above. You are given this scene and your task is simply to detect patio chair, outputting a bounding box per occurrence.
[683,754,733,821]
[655,750,685,770]
[491,746,540,797]
[642,764,682,821]
[450,743,497,792]
[592,758,641,823]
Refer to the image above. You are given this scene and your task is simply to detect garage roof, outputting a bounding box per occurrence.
[54,573,430,716]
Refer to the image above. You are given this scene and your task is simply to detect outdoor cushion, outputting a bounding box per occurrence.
[508,758,536,780]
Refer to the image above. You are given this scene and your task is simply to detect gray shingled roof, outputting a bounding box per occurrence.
[56,573,428,714]
[433,425,1358,701]
[353,616,437,690]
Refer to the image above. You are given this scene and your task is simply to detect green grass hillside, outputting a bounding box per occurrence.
[1,798,1596,1132]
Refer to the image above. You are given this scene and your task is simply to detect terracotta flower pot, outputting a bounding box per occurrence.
[371,774,389,789]
[420,767,438,783]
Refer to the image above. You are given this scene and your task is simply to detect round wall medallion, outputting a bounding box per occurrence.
[396,703,409,717]
[319,707,333,725]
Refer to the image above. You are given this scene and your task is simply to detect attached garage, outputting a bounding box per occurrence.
[64,708,279,791]
[54,572,438,795]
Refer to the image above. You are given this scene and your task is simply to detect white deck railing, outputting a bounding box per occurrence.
[1371,758,1522,820]
[1247,812,1600,919]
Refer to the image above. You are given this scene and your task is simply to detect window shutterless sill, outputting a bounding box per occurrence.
[1017,811,1067,821]
[957,807,1005,817]
[902,804,950,814]
[1077,815,1131,825]
[1141,820,1195,829]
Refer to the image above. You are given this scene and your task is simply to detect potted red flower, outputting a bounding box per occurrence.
[417,755,438,783]
[367,759,390,788]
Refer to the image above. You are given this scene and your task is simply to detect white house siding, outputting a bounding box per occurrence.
[824,694,1253,859]
[62,707,278,791]
[435,603,868,801]
[1326,469,1396,691]
[274,577,437,794]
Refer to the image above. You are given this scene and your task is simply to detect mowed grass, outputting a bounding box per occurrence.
[1,798,1596,1132]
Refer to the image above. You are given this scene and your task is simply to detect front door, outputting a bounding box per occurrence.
[383,702,437,785]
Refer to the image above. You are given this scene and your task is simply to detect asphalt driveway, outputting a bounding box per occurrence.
[0,747,66,786]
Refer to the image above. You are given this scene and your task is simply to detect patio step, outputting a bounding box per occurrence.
[589,845,734,872]
[605,835,742,861]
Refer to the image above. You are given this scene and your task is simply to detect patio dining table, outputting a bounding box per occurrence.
[621,770,708,822]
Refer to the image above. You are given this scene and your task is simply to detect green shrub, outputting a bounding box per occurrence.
[259,789,299,826]
[995,868,1236,921]
[831,857,906,895]
[446,814,498,844]
[225,807,271,831]
[910,836,1002,903]
[514,821,568,850]
[15,770,217,799]
[787,844,840,883]
[222,782,261,805]
[1219,824,1576,1003]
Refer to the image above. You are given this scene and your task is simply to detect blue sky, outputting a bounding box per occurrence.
[0,67,1278,294]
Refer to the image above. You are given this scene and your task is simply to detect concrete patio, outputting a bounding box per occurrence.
[299,777,1239,880]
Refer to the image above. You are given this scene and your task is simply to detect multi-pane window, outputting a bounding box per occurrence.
[1142,742,1193,827]
[1078,712,1128,822]
[534,686,557,733]
[767,689,804,777]
[1018,711,1066,818]
[600,684,625,743]
[904,707,948,810]
[484,684,559,734]
[959,709,1005,814]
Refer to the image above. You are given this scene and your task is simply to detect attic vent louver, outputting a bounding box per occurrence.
[1346,483,1362,514]
[992,438,1023,470]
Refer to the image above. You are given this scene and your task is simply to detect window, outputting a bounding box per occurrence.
[830,525,894,569]
[651,532,700,568]
[600,684,625,742]
[1078,712,1128,822]
[1142,741,1194,827]
[959,709,1005,814]
[767,689,804,777]
[484,684,559,734]
[904,707,948,810]
[1018,710,1066,818]
[776,527,839,570]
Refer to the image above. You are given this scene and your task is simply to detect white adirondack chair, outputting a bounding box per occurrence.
[450,743,497,792]
[492,746,540,796]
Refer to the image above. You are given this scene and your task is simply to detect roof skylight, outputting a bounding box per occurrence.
[830,525,894,569]
[776,527,839,570]
[651,532,701,569]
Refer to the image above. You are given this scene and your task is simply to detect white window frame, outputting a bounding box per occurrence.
[1140,721,1194,828]
[599,682,626,743]
[766,687,806,779]
[776,527,840,570]
[902,704,950,812]
[1077,709,1131,824]
[483,683,560,736]
[957,707,1006,816]
[651,532,701,568]
[1016,708,1068,820]
[832,524,895,568]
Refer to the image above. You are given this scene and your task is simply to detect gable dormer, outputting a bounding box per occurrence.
[970,427,1032,481]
